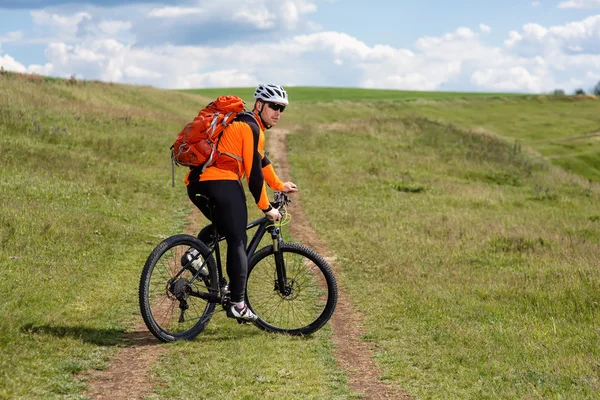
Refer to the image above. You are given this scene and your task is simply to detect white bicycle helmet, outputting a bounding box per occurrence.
[253,83,289,106]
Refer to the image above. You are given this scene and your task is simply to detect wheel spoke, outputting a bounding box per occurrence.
[140,235,218,342]
[246,243,337,335]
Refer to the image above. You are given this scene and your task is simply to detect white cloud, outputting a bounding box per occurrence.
[558,0,600,9]
[175,69,256,89]
[28,9,135,48]
[505,31,523,47]
[148,7,204,18]
[28,62,54,75]
[0,31,24,43]
[362,61,462,91]
[455,27,476,39]
[229,0,317,31]
[124,65,161,79]
[587,70,600,80]
[276,0,317,29]
[416,27,477,52]
[479,24,491,33]
[523,23,549,40]
[233,9,276,30]
[532,1,541,7]
[31,10,92,36]
[146,0,317,33]
[548,14,600,40]
[0,54,27,72]
[415,27,497,64]
[0,53,53,76]
[292,31,374,59]
[42,38,130,82]
[471,66,547,92]
[98,20,132,35]
[503,14,600,60]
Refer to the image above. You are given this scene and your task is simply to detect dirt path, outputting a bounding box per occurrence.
[267,129,411,400]
[82,128,411,399]
[82,327,164,399]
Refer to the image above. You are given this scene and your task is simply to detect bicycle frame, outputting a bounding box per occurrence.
[186,213,288,304]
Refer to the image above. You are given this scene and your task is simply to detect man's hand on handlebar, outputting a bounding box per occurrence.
[264,207,282,221]
[282,181,298,193]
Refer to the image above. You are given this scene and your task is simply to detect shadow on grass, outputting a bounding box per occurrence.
[20,320,275,347]
[20,323,162,347]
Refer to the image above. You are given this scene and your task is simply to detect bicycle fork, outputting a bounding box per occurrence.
[270,227,290,297]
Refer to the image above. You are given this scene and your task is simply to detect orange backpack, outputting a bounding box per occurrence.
[171,95,246,171]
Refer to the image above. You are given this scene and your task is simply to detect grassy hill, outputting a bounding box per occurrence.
[184,86,526,103]
[1,73,599,399]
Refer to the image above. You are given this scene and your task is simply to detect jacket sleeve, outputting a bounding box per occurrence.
[261,155,285,191]
[241,123,271,211]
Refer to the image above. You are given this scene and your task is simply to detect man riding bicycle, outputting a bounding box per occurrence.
[184,83,298,322]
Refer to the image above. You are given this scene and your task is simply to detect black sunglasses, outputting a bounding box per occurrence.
[266,102,286,112]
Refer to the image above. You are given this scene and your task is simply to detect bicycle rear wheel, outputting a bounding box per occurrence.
[139,234,218,342]
[246,242,337,335]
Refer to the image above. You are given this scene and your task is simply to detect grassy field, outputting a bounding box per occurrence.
[1,75,599,399]
[0,75,351,399]
[277,94,600,398]
[184,86,526,104]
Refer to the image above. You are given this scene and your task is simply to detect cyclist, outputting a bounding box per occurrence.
[184,83,298,322]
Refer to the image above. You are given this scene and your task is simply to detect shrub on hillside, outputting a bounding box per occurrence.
[553,89,565,96]
[594,81,600,96]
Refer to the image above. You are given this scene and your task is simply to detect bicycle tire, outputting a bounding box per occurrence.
[139,234,218,342]
[246,242,337,335]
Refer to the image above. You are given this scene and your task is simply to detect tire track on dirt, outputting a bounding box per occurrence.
[81,209,202,399]
[268,129,412,400]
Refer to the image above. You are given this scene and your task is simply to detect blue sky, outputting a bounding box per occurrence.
[1,0,599,93]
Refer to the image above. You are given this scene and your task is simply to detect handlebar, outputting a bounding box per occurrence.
[272,191,291,211]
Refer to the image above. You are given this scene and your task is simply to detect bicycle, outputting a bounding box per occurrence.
[139,191,338,342]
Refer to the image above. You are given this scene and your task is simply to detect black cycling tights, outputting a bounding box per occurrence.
[187,180,248,303]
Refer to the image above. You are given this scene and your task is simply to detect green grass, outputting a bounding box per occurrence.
[183,86,526,104]
[393,96,600,181]
[283,103,600,399]
[2,75,599,399]
[0,75,196,398]
[277,95,600,182]
[152,320,352,400]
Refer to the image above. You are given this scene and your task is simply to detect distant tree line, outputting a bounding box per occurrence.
[555,80,600,96]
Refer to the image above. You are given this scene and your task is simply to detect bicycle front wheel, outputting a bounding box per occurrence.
[246,242,338,335]
[139,234,218,342]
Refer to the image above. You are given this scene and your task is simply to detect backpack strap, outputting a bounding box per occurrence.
[216,111,258,164]
[187,111,259,183]
[233,111,259,131]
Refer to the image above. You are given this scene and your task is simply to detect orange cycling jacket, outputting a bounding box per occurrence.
[184,111,284,211]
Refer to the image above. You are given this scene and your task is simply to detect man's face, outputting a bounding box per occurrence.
[258,101,286,127]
